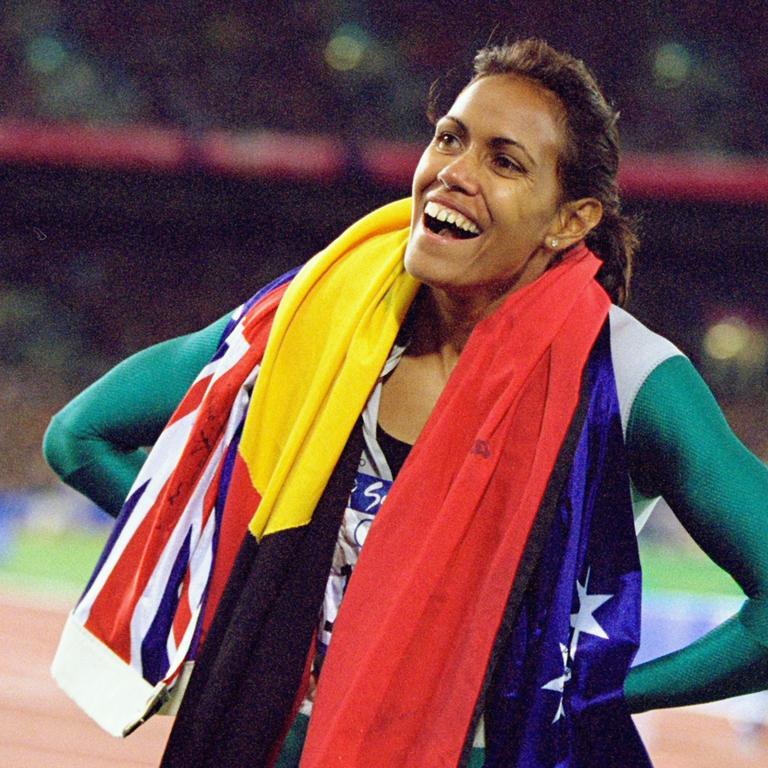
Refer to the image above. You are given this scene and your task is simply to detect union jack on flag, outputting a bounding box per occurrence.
[51,270,298,736]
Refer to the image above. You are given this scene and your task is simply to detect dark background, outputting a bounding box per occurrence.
[2,0,768,489]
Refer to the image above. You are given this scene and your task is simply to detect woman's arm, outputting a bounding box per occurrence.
[43,313,231,517]
[623,355,768,711]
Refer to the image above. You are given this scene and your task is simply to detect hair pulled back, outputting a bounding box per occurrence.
[471,39,637,305]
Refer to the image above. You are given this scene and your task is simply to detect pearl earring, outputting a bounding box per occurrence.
[550,238,559,249]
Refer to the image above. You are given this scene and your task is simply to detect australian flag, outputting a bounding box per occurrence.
[481,326,653,767]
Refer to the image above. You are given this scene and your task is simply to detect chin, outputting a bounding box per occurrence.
[403,244,443,287]
[404,253,467,295]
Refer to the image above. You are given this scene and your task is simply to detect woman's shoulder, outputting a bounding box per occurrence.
[607,305,685,436]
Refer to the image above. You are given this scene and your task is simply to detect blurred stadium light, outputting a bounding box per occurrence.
[653,42,693,89]
[325,24,370,72]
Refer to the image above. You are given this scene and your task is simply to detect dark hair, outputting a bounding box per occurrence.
[436,38,637,305]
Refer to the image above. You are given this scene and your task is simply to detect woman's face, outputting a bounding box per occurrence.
[404,74,567,302]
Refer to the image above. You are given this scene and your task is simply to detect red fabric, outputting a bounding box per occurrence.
[301,247,610,767]
[200,452,263,641]
[167,375,212,426]
[200,283,291,641]
[86,282,289,654]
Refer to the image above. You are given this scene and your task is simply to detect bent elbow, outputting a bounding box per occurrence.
[738,598,768,652]
[43,407,83,480]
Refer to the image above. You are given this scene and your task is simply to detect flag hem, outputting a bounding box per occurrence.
[51,612,168,737]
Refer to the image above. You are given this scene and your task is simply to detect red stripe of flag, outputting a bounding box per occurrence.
[200,452,263,643]
[85,429,223,660]
[168,374,213,427]
[173,570,193,647]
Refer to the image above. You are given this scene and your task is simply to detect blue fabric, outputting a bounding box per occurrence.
[483,325,652,767]
[142,529,192,683]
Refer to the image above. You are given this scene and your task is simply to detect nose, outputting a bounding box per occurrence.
[436,152,480,195]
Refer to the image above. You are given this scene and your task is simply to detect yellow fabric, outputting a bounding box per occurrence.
[240,198,420,540]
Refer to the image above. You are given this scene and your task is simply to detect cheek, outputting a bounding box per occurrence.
[411,148,439,196]
[495,188,558,239]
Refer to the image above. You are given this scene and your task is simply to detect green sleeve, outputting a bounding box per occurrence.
[623,355,768,711]
[43,313,232,517]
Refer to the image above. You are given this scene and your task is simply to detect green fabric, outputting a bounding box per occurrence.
[273,714,486,766]
[274,713,310,767]
[43,313,230,516]
[624,354,768,711]
[43,318,768,721]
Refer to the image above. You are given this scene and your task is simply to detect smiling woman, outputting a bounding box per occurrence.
[44,38,768,768]
[406,74,570,303]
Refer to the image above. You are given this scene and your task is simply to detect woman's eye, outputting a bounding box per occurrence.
[494,155,524,174]
[435,132,460,150]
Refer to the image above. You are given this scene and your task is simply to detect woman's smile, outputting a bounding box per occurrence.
[422,199,483,239]
[404,73,566,305]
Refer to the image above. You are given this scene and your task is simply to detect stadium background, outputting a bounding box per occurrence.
[1,1,768,765]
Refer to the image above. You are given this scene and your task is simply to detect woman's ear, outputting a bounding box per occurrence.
[545,197,603,251]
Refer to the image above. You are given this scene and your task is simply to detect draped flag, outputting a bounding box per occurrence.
[51,194,652,766]
[51,269,298,736]
[482,326,652,767]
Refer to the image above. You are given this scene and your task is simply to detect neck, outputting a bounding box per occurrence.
[406,245,578,372]
[408,286,506,376]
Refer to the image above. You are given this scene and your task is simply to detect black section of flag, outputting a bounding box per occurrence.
[161,421,365,767]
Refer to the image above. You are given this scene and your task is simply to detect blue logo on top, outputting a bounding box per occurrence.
[349,472,393,515]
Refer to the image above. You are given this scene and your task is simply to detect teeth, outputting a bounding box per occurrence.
[424,200,480,235]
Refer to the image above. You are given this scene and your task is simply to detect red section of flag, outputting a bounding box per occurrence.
[200,452,263,642]
[173,570,192,647]
[168,374,213,427]
[302,249,610,767]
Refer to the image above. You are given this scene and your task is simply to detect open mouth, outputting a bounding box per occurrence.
[423,201,481,240]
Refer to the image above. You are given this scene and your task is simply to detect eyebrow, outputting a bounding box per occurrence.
[438,115,537,169]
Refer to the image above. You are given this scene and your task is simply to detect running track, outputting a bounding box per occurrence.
[2,588,766,767]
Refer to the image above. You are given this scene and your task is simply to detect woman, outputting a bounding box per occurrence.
[46,39,768,767]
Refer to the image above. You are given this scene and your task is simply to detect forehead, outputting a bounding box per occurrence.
[447,74,565,166]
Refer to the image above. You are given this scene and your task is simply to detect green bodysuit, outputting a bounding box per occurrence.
[43,309,768,735]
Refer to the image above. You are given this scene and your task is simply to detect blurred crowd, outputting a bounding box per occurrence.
[2,1,768,507]
[1,0,766,154]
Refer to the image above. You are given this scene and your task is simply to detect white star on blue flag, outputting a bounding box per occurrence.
[541,642,572,722]
[569,566,613,659]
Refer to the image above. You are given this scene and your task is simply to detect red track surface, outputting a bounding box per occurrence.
[0,588,170,767]
[2,586,767,767]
